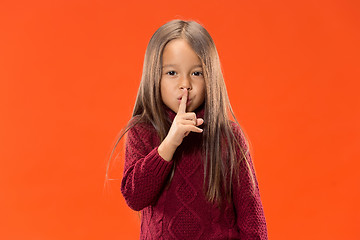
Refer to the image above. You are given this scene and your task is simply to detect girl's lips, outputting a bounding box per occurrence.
[177,98,192,106]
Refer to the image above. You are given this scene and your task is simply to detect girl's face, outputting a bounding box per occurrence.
[160,39,205,113]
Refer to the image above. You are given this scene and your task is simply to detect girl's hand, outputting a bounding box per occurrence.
[157,89,204,161]
[167,89,204,147]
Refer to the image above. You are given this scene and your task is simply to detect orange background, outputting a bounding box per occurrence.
[1,0,359,239]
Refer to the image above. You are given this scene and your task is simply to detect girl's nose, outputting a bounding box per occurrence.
[179,76,191,90]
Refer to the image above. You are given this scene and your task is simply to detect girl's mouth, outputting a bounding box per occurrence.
[178,98,192,105]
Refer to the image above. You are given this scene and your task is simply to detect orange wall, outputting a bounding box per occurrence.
[1,0,359,239]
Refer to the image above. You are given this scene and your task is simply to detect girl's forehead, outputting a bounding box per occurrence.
[162,39,202,68]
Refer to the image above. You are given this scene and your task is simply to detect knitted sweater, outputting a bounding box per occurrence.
[121,104,268,239]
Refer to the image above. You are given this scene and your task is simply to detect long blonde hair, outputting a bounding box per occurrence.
[105,19,255,207]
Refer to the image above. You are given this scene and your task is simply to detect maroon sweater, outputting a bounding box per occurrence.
[121,105,268,239]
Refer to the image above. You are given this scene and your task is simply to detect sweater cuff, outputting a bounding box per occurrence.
[146,147,174,179]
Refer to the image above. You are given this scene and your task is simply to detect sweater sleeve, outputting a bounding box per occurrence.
[231,123,268,239]
[120,123,174,211]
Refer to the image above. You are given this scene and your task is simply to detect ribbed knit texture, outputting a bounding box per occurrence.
[121,104,268,239]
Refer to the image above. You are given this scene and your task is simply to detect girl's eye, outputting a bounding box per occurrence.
[192,71,203,76]
[166,71,177,76]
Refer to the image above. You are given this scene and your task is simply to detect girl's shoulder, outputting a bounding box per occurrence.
[228,120,249,152]
[228,120,243,139]
[127,115,157,138]
[129,116,155,133]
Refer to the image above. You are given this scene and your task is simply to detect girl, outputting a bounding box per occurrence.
[108,19,268,239]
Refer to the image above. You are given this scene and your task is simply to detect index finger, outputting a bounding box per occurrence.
[178,89,188,114]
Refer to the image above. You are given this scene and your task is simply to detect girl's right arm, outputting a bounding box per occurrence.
[121,89,203,211]
[121,123,174,211]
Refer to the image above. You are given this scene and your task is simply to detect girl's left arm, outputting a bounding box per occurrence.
[231,123,268,239]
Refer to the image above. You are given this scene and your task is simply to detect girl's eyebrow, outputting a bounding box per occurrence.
[162,64,202,69]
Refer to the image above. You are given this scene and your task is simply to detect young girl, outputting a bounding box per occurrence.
[109,19,268,239]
